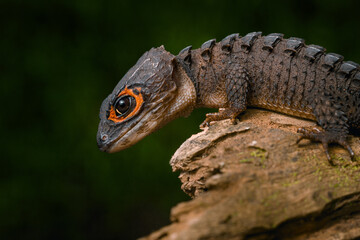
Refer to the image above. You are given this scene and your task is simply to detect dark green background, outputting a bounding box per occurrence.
[2,0,360,239]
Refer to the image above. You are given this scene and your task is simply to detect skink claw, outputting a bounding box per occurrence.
[296,127,356,164]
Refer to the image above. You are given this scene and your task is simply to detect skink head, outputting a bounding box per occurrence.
[97,46,196,153]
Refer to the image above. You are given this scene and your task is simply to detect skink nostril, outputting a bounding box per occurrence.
[101,134,108,142]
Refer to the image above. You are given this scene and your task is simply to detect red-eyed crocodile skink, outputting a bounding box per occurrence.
[97,32,360,161]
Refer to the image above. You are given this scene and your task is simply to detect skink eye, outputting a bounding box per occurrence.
[108,86,143,123]
[114,95,135,117]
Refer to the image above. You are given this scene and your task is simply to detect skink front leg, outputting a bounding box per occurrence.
[200,64,250,128]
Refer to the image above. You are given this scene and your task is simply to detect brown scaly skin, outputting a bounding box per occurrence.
[97,32,360,162]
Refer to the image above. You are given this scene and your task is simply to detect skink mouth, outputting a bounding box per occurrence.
[98,145,110,152]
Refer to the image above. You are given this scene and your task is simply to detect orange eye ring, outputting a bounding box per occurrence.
[108,86,143,123]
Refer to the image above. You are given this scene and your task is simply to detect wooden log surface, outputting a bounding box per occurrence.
[141,109,360,240]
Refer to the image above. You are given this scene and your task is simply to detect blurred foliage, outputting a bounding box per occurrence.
[1,0,360,239]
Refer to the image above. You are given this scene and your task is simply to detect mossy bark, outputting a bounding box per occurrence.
[141,109,360,240]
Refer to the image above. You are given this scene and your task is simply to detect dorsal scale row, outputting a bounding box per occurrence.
[178,33,360,73]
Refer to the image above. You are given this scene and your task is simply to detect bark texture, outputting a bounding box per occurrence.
[141,109,360,240]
